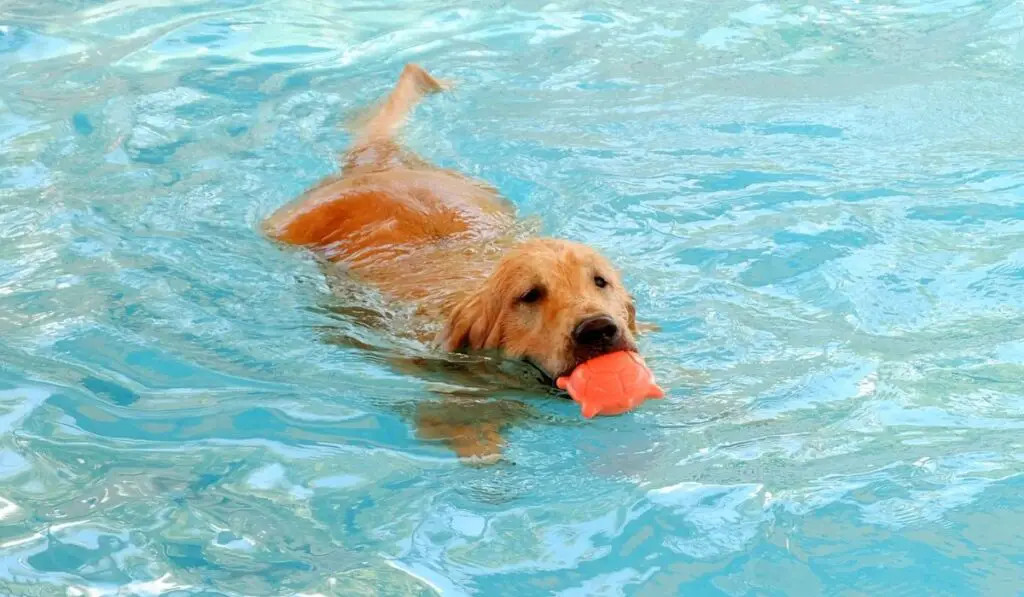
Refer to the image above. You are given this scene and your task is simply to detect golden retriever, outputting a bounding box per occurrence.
[264,64,643,460]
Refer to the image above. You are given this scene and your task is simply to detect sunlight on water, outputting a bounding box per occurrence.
[3,0,1024,594]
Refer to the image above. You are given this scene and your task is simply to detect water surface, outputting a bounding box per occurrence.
[3,0,1024,594]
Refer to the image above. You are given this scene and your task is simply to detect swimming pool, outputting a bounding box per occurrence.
[3,0,1024,594]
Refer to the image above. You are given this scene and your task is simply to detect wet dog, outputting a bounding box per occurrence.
[265,65,643,460]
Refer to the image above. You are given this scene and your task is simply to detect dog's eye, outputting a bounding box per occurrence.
[518,286,545,304]
[594,275,609,289]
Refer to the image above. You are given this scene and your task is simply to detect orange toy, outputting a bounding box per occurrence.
[556,352,665,418]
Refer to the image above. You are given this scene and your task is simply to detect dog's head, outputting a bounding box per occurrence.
[439,238,637,380]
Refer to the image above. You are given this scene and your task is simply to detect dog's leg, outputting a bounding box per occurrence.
[413,396,529,464]
[343,64,448,174]
[378,355,531,464]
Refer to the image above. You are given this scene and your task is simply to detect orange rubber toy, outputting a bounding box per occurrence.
[556,351,665,418]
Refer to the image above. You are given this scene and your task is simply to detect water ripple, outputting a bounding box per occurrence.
[3,0,1024,594]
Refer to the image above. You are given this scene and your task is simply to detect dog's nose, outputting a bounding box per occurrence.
[572,315,620,347]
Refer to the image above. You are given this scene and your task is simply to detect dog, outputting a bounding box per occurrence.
[264,64,644,460]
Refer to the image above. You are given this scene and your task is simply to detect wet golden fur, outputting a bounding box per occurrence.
[439,239,638,379]
[264,65,641,460]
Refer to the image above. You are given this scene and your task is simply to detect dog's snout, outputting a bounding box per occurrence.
[572,315,620,347]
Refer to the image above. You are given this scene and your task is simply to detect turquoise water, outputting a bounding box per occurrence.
[3,0,1024,594]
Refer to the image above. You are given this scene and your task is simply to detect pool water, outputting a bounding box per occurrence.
[3,0,1024,594]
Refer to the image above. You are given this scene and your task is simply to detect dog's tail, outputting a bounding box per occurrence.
[351,64,448,144]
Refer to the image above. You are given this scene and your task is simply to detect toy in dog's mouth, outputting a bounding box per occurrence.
[555,351,664,418]
[524,330,639,390]
[552,337,638,382]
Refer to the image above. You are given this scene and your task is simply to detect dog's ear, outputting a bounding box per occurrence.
[438,290,505,352]
[627,295,660,335]
[627,297,638,334]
